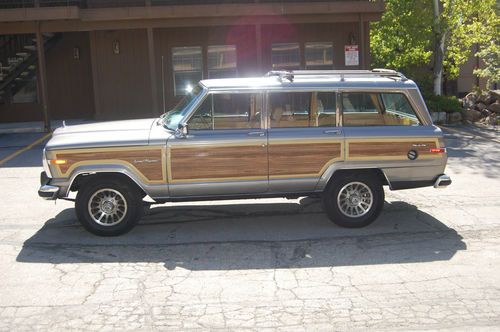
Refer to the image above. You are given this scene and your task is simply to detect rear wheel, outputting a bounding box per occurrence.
[75,179,143,236]
[323,173,384,228]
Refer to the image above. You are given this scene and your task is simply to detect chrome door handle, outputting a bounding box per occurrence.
[323,129,342,135]
[248,131,265,137]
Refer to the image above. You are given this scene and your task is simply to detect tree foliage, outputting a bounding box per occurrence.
[371,0,499,93]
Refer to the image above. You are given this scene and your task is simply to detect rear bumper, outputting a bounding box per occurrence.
[434,174,452,188]
[38,171,59,200]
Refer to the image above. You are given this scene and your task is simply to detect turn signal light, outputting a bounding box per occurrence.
[430,148,446,153]
[49,159,67,165]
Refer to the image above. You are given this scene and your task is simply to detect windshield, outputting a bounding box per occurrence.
[162,85,204,130]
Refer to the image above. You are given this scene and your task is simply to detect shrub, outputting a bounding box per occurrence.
[424,95,463,113]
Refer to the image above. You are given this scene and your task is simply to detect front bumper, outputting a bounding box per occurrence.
[38,171,59,200]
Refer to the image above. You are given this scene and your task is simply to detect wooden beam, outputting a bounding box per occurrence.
[255,24,262,74]
[89,31,101,119]
[147,27,159,116]
[36,22,50,132]
[359,13,365,69]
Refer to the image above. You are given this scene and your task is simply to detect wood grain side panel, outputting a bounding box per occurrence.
[348,141,437,159]
[269,143,342,176]
[170,145,267,180]
[56,149,163,181]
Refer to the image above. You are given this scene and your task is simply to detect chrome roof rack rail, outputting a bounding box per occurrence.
[265,69,408,82]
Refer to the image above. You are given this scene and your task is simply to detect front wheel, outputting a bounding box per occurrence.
[75,179,143,236]
[323,174,384,228]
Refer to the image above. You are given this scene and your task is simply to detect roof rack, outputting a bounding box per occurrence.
[265,69,408,82]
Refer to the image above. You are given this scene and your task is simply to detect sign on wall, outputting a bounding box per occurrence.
[344,45,359,66]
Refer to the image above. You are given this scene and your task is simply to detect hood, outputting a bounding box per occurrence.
[46,118,157,150]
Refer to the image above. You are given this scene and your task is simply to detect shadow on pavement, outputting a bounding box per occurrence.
[17,198,466,270]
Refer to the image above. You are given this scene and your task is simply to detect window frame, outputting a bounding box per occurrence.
[271,42,301,70]
[338,90,424,127]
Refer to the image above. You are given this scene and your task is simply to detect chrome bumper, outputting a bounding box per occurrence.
[434,174,452,189]
[38,184,60,200]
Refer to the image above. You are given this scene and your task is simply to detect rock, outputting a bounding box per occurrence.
[485,91,498,105]
[481,109,491,117]
[484,114,498,125]
[431,111,447,123]
[476,102,487,111]
[477,93,489,104]
[465,109,482,122]
[487,101,500,114]
[490,90,500,100]
[463,92,477,108]
[447,112,463,123]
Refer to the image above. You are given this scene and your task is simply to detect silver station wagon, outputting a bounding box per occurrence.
[39,69,451,236]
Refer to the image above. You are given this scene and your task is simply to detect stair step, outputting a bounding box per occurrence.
[24,45,36,51]
[16,52,29,58]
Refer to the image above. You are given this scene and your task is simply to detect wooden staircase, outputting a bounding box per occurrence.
[0,33,62,104]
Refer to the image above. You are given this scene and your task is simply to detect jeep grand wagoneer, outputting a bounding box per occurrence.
[39,70,451,236]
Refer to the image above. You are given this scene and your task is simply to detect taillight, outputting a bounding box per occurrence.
[430,148,446,153]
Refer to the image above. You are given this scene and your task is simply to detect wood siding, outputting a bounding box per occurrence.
[46,32,95,120]
[347,141,438,160]
[92,29,153,120]
[169,145,267,181]
[269,142,342,177]
[55,148,164,182]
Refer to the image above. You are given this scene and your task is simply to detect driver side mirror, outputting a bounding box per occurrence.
[175,123,189,138]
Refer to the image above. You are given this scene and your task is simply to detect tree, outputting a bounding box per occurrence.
[371,0,499,95]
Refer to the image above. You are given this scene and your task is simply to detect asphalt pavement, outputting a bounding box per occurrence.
[0,125,499,331]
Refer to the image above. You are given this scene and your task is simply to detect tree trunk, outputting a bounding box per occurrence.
[432,0,444,96]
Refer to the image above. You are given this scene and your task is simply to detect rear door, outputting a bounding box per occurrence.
[266,90,344,193]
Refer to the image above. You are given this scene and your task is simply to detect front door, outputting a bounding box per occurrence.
[267,91,344,192]
[167,92,268,197]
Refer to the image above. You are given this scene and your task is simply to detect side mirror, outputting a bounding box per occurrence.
[175,123,189,138]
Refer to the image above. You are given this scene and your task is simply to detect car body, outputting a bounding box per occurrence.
[39,70,451,236]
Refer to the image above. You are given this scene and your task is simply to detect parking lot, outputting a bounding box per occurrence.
[0,125,499,331]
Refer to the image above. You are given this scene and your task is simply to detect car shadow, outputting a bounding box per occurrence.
[16,198,466,270]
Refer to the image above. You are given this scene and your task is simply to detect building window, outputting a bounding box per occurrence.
[208,45,237,79]
[271,43,300,70]
[172,46,202,96]
[305,42,333,69]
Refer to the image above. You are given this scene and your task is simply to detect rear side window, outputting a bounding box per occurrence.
[342,92,421,126]
[268,91,337,128]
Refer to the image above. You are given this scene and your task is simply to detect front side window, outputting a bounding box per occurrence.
[305,42,333,69]
[208,45,237,79]
[271,43,300,70]
[343,92,421,126]
[172,46,203,96]
[188,93,262,130]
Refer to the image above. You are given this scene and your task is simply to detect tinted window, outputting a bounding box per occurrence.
[188,93,262,130]
[269,92,311,128]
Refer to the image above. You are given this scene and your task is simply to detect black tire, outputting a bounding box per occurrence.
[75,179,143,236]
[323,173,384,228]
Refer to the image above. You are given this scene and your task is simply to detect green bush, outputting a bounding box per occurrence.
[424,95,463,113]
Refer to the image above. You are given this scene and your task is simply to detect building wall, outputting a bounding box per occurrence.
[91,29,153,120]
[46,32,95,120]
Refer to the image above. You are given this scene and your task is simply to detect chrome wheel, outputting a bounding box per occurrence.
[88,188,128,226]
[337,181,373,218]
